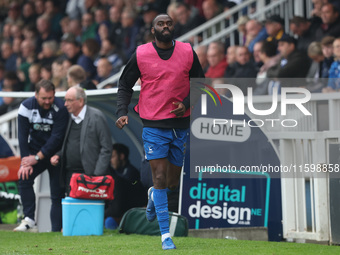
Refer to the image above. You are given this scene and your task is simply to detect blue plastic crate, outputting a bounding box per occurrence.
[62,197,105,236]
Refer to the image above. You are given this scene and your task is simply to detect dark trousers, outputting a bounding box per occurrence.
[18,160,64,232]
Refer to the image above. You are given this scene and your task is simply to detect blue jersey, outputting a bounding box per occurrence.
[327,60,340,90]
[18,96,68,158]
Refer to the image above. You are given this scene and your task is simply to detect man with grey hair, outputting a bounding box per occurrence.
[50,86,112,193]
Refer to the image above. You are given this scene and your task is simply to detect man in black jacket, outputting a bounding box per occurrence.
[316,3,340,39]
[105,144,147,225]
[267,34,310,79]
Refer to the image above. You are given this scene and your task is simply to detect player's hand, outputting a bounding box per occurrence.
[116,116,129,129]
[50,155,60,166]
[21,155,38,167]
[18,165,33,180]
[170,102,186,117]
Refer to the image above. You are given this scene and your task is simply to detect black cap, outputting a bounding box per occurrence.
[141,3,158,13]
[266,14,284,26]
[279,34,297,45]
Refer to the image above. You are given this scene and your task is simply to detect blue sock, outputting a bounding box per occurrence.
[153,188,169,235]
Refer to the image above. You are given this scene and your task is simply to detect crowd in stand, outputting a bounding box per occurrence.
[199,0,340,96]
[1,0,340,115]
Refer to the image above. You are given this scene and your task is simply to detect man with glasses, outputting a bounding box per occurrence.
[50,86,112,194]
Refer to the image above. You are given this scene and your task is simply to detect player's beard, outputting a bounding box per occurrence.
[154,28,174,43]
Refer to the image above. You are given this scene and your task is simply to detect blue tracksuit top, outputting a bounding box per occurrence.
[18,96,68,158]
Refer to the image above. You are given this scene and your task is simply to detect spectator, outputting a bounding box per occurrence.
[69,19,83,43]
[51,57,68,91]
[120,8,139,61]
[95,7,109,25]
[14,80,68,232]
[95,39,123,74]
[63,38,82,65]
[311,0,324,18]
[5,2,23,25]
[265,15,286,45]
[0,71,23,115]
[22,2,38,27]
[253,41,263,69]
[246,19,268,53]
[62,58,72,75]
[41,64,53,81]
[60,16,71,36]
[66,0,86,20]
[81,12,97,42]
[38,40,59,67]
[305,41,328,92]
[267,35,311,79]
[320,36,335,78]
[50,86,112,193]
[85,0,101,14]
[1,24,12,44]
[136,3,159,46]
[167,2,178,23]
[77,38,100,79]
[28,64,41,92]
[324,38,340,92]
[44,0,63,39]
[95,58,114,84]
[225,46,257,78]
[67,65,97,90]
[13,38,23,55]
[105,143,147,225]
[97,22,111,45]
[36,15,57,54]
[195,45,209,73]
[35,0,46,16]
[18,39,37,91]
[22,24,38,43]
[108,6,122,47]
[316,3,340,38]
[225,46,257,95]
[226,45,237,66]
[254,40,280,95]
[307,42,325,79]
[289,16,323,52]
[10,23,23,41]
[205,41,228,78]
[1,40,18,72]
[202,0,222,37]
[237,16,250,46]
[173,2,204,38]
[221,0,239,48]
[202,0,221,21]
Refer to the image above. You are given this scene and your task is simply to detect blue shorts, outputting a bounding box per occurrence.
[142,127,189,167]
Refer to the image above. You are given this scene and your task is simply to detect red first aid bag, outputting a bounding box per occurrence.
[69,173,114,200]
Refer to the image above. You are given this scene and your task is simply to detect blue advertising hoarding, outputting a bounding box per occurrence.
[180,81,283,241]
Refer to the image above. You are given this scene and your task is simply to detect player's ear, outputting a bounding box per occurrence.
[151,27,155,35]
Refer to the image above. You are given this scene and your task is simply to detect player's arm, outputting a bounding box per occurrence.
[181,50,206,111]
[40,106,69,158]
[116,52,140,128]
